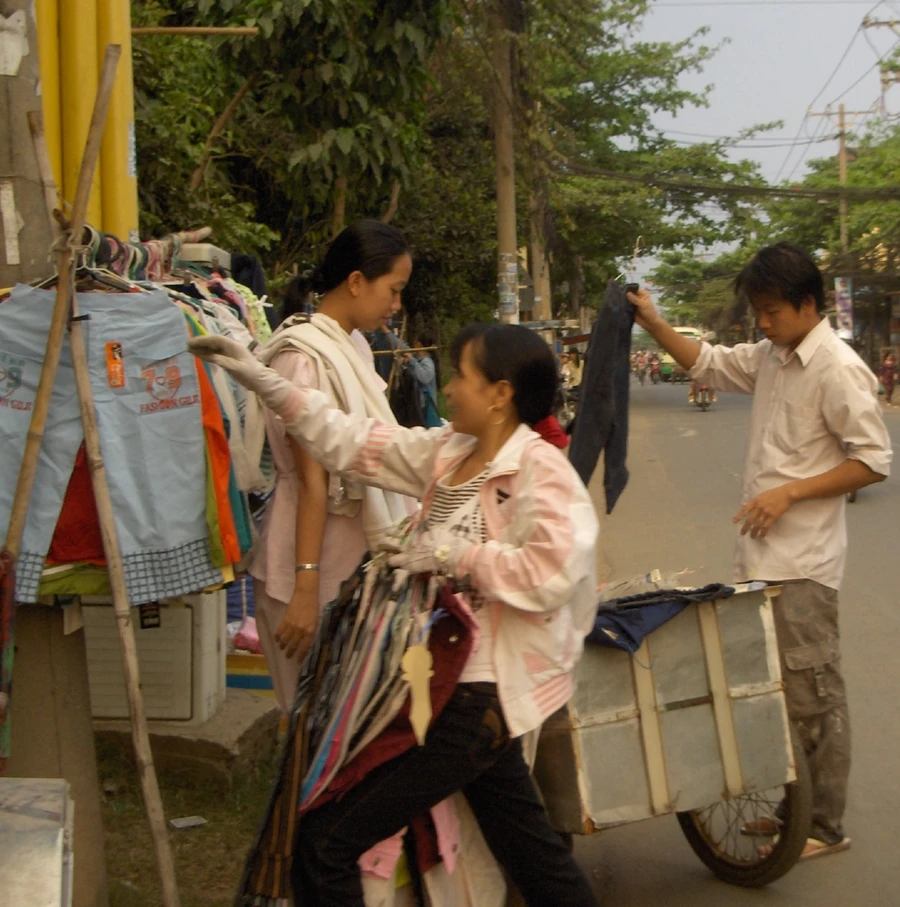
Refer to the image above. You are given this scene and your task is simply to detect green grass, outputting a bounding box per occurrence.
[96,737,276,906]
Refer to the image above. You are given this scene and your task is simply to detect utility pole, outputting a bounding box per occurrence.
[862,16,900,112]
[838,104,849,255]
[808,103,873,256]
[490,0,519,324]
[862,15,900,37]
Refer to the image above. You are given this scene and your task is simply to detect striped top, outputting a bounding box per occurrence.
[427,467,495,683]
[426,468,489,544]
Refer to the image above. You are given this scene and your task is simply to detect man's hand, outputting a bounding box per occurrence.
[626,287,659,331]
[276,582,319,660]
[733,485,797,539]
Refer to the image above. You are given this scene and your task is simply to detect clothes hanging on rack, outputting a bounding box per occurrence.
[0,284,254,603]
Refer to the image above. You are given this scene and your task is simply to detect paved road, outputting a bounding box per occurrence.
[574,381,900,907]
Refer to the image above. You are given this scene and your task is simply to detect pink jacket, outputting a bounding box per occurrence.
[274,386,600,738]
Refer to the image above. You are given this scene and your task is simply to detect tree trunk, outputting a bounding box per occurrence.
[490,1,518,324]
[189,73,258,192]
[0,1,54,286]
[381,178,401,224]
[529,192,552,321]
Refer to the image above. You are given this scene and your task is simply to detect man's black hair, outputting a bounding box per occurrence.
[734,242,825,313]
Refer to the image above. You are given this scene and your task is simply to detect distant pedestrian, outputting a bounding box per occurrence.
[880,352,897,406]
[404,330,442,427]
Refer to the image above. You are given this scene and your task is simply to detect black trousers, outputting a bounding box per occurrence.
[293,683,599,907]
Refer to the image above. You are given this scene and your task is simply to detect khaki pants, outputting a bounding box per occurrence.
[772,580,851,844]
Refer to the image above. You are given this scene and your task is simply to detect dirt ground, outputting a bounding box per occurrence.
[97,736,276,906]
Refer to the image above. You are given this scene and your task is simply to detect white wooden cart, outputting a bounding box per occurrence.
[533,583,813,887]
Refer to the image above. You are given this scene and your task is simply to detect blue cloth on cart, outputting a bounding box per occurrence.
[587,583,734,652]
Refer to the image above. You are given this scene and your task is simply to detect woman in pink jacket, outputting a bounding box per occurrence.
[190,322,600,907]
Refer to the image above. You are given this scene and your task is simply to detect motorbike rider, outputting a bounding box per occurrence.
[635,349,649,383]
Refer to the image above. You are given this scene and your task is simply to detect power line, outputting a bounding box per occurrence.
[655,1,879,6]
[773,16,873,180]
[665,134,838,149]
[828,34,900,104]
[776,1,893,178]
[784,115,833,182]
[660,128,829,141]
[562,161,900,199]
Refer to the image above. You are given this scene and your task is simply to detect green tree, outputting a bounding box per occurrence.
[132,0,279,253]
[509,0,770,314]
[197,0,453,239]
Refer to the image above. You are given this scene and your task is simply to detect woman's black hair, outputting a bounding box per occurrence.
[312,219,410,295]
[417,329,441,391]
[734,242,825,313]
[450,323,557,426]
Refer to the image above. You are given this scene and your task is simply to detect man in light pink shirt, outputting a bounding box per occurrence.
[629,243,891,860]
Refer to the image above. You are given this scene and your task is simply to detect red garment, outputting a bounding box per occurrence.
[47,445,105,565]
[533,415,569,450]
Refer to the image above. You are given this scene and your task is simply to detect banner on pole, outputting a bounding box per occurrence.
[834,277,853,339]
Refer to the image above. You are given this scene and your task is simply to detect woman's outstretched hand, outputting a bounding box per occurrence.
[188,335,293,409]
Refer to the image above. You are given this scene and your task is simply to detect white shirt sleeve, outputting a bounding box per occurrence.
[822,365,892,477]
[689,341,765,394]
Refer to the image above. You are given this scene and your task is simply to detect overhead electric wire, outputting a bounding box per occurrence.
[827,36,900,105]
[665,134,838,149]
[562,160,900,199]
[773,18,871,180]
[784,115,833,183]
[661,128,830,141]
[656,1,886,5]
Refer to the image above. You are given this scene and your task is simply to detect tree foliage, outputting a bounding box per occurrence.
[132,0,779,332]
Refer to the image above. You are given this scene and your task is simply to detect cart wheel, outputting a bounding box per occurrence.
[676,731,813,887]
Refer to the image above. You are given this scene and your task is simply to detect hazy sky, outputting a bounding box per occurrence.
[637,0,899,182]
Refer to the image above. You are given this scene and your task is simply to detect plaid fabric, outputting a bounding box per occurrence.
[120,541,222,604]
[13,552,45,603]
[15,540,222,606]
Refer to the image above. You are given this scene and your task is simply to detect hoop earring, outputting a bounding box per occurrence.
[487,404,506,427]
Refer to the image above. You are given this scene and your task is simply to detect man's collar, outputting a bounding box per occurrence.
[774,316,830,366]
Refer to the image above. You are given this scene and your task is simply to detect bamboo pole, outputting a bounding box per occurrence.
[131,26,260,35]
[28,45,182,907]
[372,345,438,356]
[70,264,184,907]
[25,111,62,243]
[72,47,183,907]
[0,49,111,559]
